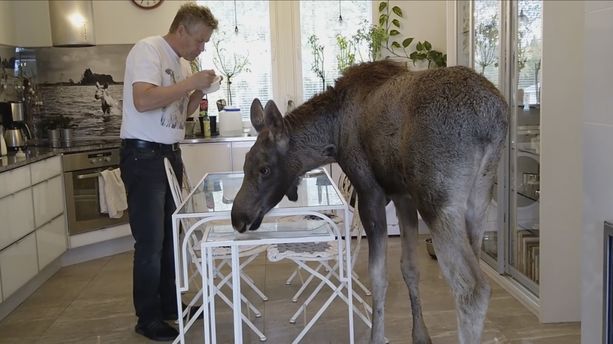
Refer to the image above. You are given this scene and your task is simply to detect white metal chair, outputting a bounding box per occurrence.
[266,172,373,330]
[164,158,268,341]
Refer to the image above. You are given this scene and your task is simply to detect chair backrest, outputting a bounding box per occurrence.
[337,172,362,232]
[164,158,183,207]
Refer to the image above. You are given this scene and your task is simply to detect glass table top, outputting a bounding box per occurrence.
[202,219,336,245]
[177,169,345,216]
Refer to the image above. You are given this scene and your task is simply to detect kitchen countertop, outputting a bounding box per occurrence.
[0,135,256,173]
[0,139,122,173]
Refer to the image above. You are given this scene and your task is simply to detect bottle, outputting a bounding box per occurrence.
[199,96,211,138]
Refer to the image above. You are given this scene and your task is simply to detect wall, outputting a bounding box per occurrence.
[7,0,186,47]
[375,0,447,67]
[540,0,583,323]
[0,1,15,46]
[582,1,613,342]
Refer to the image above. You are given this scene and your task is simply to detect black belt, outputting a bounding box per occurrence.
[121,139,180,151]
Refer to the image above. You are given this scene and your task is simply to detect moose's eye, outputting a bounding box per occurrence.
[260,167,271,176]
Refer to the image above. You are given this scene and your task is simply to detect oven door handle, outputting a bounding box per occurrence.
[76,172,101,180]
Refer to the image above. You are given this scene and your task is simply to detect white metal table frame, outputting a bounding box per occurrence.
[171,169,355,344]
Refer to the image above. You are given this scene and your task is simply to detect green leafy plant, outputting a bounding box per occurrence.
[308,34,326,91]
[336,34,356,73]
[352,19,387,62]
[377,1,446,68]
[409,41,447,69]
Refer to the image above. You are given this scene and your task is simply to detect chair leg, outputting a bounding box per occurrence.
[350,270,372,295]
[213,282,267,341]
[285,267,299,285]
[288,261,337,324]
[215,269,263,318]
[290,263,324,302]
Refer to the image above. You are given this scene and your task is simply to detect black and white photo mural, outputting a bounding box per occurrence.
[32,45,131,137]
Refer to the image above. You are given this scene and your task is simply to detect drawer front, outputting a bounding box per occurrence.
[30,156,62,185]
[32,175,64,228]
[36,215,67,269]
[0,233,38,299]
[0,188,34,250]
[0,165,31,198]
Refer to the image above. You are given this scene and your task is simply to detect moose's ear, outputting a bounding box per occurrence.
[264,100,283,131]
[264,100,288,150]
[250,98,265,133]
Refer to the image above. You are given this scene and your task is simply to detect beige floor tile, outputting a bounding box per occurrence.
[0,237,580,343]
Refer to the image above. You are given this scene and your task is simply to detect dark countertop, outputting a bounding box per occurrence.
[0,140,121,173]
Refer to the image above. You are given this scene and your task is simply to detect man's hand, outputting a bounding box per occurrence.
[190,70,217,90]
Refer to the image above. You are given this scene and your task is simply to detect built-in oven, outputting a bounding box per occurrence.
[62,148,129,235]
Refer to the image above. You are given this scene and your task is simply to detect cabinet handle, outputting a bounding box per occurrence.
[76,172,101,180]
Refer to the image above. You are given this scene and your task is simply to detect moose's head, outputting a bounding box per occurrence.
[231,99,300,233]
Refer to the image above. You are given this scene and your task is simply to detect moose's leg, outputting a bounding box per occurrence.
[392,195,431,344]
[357,190,389,344]
[465,173,496,258]
[421,203,490,344]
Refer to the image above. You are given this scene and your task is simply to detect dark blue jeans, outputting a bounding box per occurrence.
[119,142,183,326]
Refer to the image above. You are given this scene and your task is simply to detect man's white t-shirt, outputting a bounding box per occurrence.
[120,36,192,144]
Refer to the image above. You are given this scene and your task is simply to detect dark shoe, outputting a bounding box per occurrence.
[163,303,204,321]
[135,320,178,341]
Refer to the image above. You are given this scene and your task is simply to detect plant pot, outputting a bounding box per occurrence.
[48,129,61,148]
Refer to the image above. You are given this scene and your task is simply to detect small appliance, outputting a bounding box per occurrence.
[0,102,32,150]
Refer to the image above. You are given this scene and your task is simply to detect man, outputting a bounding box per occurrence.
[119,3,218,341]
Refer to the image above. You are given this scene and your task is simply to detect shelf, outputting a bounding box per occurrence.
[517,190,539,202]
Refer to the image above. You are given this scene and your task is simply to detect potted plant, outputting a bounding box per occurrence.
[212,35,250,106]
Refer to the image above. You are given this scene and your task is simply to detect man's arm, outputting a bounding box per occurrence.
[132,70,216,112]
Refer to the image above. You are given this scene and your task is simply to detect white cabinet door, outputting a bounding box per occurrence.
[32,175,64,228]
[230,141,255,172]
[30,156,62,185]
[36,215,67,269]
[0,232,38,299]
[180,143,232,185]
[0,188,34,250]
[0,165,31,199]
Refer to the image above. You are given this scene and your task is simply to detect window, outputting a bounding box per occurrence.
[300,1,372,100]
[197,1,272,120]
[196,1,371,116]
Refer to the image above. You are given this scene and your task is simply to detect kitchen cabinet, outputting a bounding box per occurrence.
[36,215,67,270]
[0,188,35,250]
[0,164,30,199]
[0,233,38,300]
[181,140,261,185]
[0,155,67,303]
[32,175,63,228]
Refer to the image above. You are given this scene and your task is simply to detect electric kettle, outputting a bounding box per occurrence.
[4,128,26,149]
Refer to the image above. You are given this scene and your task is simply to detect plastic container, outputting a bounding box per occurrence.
[219,107,243,137]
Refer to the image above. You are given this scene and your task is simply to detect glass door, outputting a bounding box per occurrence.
[508,0,542,294]
[458,0,542,295]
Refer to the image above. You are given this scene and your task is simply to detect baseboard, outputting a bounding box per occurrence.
[0,258,62,321]
[480,260,540,318]
[62,235,135,266]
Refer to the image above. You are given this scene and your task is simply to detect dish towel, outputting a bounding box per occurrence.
[98,168,128,218]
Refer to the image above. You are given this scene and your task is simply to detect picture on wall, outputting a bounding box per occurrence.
[34,44,132,137]
[0,45,17,102]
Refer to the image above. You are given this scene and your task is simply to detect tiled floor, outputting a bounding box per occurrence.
[0,237,579,343]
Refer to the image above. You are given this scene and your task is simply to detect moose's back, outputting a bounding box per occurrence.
[336,62,508,197]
